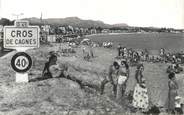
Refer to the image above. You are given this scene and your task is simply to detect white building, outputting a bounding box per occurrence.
[102,29,110,33]
[90,29,97,34]
[59,26,66,34]
[41,25,50,33]
[68,25,74,32]
[47,35,56,42]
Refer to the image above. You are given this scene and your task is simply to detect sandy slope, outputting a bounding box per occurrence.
[0,43,183,114]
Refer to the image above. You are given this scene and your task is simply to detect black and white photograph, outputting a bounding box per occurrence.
[0,0,184,114]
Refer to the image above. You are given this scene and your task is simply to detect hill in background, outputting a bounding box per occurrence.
[23,17,128,28]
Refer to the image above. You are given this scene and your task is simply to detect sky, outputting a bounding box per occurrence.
[0,0,184,29]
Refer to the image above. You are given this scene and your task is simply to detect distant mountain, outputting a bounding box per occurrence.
[112,23,129,27]
[22,17,128,28]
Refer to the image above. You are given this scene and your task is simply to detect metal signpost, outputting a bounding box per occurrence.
[3,20,40,83]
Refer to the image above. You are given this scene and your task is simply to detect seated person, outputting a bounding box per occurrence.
[167,63,183,74]
[174,64,183,74]
[42,54,66,79]
[175,96,183,114]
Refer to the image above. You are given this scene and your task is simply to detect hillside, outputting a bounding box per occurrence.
[112,23,129,27]
[23,17,115,28]
[0,42,183,114]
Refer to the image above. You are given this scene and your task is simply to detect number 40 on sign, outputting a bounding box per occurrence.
[11,52,32,73]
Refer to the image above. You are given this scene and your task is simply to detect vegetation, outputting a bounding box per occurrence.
[0,17,183,34]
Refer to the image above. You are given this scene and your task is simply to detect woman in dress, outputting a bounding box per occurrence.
[167,72,179,113]
[135,64,144,83]
[132,64,149,111]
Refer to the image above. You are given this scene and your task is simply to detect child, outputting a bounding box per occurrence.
[175,96,183,114]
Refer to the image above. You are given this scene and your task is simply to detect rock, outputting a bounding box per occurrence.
[38,101,55,113]
[0,77,86,113]
[103,82,114,97]
[68,110,95,115]
[52,110,69,115]
[2,107,37,115]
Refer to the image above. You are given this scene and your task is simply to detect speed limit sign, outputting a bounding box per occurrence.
[11,52,32,73]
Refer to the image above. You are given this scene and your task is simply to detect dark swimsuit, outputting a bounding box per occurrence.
[43,62,53,79]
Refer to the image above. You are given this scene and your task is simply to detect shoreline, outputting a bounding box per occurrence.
[85,32,141,37]
[85,32,183,38]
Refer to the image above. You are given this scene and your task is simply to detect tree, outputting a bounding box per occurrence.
[96,26,103,33]
[0,18,13,26]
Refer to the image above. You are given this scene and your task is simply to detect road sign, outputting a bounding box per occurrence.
[11,52,32,73]
[15,20,29,27]
[4,20,39,83]
[3,20,40,49]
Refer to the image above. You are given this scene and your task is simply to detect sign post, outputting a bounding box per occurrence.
[3,20,40,83]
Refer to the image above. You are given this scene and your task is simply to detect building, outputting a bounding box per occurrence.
[90,28,97,34]
[41,25,50,33]
[47,35,56,42]
[59,26,66,34]
[102,29,110,33]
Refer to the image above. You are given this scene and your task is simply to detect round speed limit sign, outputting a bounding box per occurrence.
[11,52,32,73]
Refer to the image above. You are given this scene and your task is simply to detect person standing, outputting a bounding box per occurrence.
[132,64,149,111]
[117,44,122,56]
[89,46,94,58]
[144,49,149,62]
[135,64,144,84]
[100,61,120,96]
[167,72,179,114]
[160,48,165,62]
[123,47,128,58]
[116,60,129,100]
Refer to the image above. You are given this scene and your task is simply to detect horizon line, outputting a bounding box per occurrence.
[1,16,184,30]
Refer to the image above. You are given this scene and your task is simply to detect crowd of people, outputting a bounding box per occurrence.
[99,45,184,114]
[31,43,184,114]
[117,45,184,65]
[101,57,183,114]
